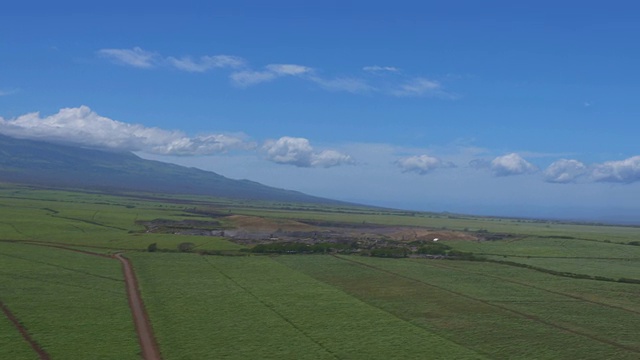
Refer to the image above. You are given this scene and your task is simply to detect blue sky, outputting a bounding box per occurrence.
[2,1,640,222]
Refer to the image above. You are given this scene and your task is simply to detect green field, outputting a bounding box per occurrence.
[1,184,639,359]
[0,242,138,359]
[131,253,483,359]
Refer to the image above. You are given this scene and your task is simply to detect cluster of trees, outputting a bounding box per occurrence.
[248,240,476,259]
[368,244,474,259]
[250,242,354,254]
[147,240,476,260]
[369,247,408,258]
[147,242,195,253]
[416,243,451,255]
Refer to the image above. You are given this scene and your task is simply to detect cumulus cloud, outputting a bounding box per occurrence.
[544,159,587,183]
[591,156,640,183]
[396,154,454,175]
[0,106,250,156]
[263,137,353,168]
[490,153,537,177]
[167,55,245,72]
[97,47,159,68]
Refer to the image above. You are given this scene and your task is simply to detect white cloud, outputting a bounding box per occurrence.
[308,76,375,94]
[312,149,354,168]
[97,47,159,68]
[263,136,353,168]
[167,55,245,72]
[96,48,457,99]
[0,106,250,156]
[230,64,312,87]
[229,71,278,87]
[390,77,442,97]
[490,153,537,177]
[591,156,640,183]
[98,47,246,73]
[544,159,587,183]
[396,154,454,175]
[363,66,400,73]
[266,64,312,76]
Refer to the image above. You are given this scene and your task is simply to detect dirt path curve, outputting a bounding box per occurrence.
[115,254,162,360]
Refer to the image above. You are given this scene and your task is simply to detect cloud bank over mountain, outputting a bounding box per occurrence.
[2,106,640,186]
[0,107,354,169]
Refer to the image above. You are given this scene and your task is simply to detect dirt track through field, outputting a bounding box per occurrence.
[0,300,51,359]
[115,253,162,360]
[2,241,162,359]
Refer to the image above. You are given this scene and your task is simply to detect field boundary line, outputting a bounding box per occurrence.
[276,256,491,359]
[0,300,51,360]
[474,253,638,260]
[49,214,130,231]
[0,238,133,252]
[335,255,640,354]
[0,270,123,295]
[413,259,640,316]
[201,256,341,360]
[0,251,122,282]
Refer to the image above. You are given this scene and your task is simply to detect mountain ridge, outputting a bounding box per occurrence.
[0,134,345,204]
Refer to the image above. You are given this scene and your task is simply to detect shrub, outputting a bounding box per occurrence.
[177,242,196,252]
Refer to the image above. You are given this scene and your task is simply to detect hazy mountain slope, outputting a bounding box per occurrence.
[0,134,340,204]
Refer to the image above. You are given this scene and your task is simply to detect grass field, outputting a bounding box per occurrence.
[1,183,639,359]
[0,313,37,360]
[276,255,640,359]
[131,253,483,359]
[0,241,139,359]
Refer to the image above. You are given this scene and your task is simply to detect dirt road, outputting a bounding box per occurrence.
[1,300,51,359]
[115,254,162,360]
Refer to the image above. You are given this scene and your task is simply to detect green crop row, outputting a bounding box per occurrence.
[0,242,139,359]
[276,255,640,359]
[130,252,483,359]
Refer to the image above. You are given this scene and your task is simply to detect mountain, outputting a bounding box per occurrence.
[0,134,341,204]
